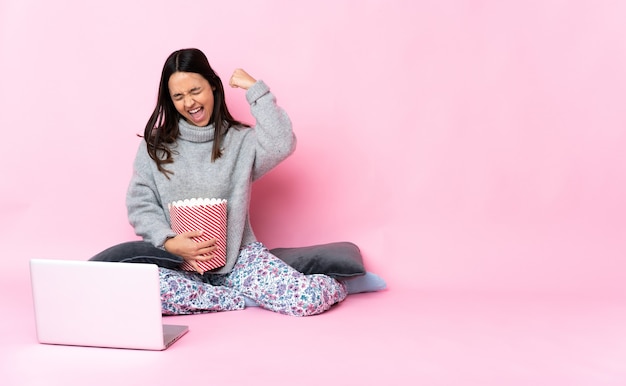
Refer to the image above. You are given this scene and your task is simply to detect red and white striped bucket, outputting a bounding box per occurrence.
[168,198,227,272]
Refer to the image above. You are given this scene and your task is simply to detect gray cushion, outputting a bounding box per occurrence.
[270,242,366,278]
[89,241,183,269]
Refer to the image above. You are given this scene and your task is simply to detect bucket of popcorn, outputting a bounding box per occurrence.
[168,198,227,272]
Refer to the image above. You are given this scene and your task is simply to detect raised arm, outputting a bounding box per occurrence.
[229,69,296,180]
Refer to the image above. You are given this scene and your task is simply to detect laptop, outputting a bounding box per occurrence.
[30,259,188,350]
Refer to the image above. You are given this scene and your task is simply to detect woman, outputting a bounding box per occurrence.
[126,48,347,316]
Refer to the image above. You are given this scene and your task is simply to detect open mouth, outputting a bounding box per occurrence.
[188,107,205,123]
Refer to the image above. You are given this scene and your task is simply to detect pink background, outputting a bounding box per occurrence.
[2,0,624,295]
[2,1,626,384]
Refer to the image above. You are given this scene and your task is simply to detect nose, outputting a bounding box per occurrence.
[183,95,194,108]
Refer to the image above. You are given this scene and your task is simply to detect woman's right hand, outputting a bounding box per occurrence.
[163,230,218,274]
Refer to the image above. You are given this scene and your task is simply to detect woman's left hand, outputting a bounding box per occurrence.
[229,69,256,90]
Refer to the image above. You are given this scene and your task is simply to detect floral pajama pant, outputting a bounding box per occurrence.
[159,242,348,317]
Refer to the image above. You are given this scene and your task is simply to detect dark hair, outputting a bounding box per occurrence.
[143,48,246,176]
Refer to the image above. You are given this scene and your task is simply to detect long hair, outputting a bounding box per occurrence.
[143,48,246,176]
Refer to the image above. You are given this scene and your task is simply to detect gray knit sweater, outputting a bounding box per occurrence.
[126,80,296,274]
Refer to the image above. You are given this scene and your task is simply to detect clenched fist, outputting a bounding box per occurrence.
[229,68,257,90]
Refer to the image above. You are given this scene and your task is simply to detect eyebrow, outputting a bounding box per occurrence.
[171,86,202,98]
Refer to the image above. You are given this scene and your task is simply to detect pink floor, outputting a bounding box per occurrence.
[2,268,626,386]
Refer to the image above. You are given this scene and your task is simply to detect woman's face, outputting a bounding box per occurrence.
[168,71,215,127]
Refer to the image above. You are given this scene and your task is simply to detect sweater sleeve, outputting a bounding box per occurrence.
[246,80,297,180]
[126,143,177,248]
